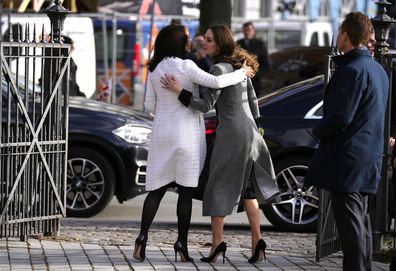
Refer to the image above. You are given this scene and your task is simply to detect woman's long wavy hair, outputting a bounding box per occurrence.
[209,24,259,74]
[147,24,189,72]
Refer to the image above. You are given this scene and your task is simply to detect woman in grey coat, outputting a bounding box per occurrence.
[162,24,279,264]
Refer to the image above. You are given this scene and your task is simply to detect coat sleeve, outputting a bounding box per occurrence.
[313,68,363,140]
[144,74,156,113]
[185,60,246,89]
[247,77,260,122]
[178,65,223,113]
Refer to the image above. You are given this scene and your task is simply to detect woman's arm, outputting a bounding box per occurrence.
[162,65,223,113]
[144,74,156,113]
[186,60,253,89]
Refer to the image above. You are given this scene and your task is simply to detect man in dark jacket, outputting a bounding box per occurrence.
[237,22,269,98]
[305,12,389,271]
[62,36,85,97]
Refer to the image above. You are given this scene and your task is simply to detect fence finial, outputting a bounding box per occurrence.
[45,0,70,43]
[40,24,46,43]
[24,23,30,42]
[33,24,37,43]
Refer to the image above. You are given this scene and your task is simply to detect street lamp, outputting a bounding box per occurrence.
[371,0,396,59]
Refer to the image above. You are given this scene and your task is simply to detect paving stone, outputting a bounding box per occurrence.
[0,219,391,271]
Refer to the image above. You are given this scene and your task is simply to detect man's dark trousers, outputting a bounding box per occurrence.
[331,192,372,271]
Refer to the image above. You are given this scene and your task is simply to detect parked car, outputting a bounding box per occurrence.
[67,97,151,217]
[261,46,333,96]
[1,73,152,218]
[197,75,325,232]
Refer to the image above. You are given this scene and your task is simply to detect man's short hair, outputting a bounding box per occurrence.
[242,21,255,29]
[340,12,372,47]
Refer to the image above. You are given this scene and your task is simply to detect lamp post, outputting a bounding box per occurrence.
[372,0,395,59]
[371,0,396,253]
[45,0,70,43]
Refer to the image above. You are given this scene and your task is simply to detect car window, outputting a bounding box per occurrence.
[304,100,323,119]
[275,30,301,49]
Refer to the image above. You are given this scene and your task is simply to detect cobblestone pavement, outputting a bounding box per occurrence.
[0,218,391,270]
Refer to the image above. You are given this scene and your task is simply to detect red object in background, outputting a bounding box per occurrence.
[132,43,140,77]
[204,118,217,135]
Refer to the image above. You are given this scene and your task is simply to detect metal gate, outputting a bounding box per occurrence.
[0,13,70,240]
[316,190,341,261]
[315,44,341,260]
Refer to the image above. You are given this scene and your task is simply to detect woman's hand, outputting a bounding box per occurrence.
[161,73,182,94]
[243,60,254,78]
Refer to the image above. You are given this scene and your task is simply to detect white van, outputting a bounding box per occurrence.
[0,13,96,98]
[232,19,333,53]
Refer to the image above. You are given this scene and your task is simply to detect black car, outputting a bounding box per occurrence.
[1,74,151,218]
[198,75,325,232]
[67,97,151,217]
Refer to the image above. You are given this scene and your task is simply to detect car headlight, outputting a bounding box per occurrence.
[112,124,151,144]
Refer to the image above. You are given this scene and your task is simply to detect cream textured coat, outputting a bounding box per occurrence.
[144,57,246,191]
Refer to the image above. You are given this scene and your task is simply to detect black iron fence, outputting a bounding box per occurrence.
[0,2,70,241]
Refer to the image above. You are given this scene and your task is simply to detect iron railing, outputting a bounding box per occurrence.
[0,5,70,241]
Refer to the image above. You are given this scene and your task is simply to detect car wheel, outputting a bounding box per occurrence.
[66,147,115,217]
[262,156,319,232]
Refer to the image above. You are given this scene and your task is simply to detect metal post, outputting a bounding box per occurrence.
[371,0,396,253]
[143,0,157,108]
[111,13,117,103]
[45,0,69,43]
[101,15,109,83]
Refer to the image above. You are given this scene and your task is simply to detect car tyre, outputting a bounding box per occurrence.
[67,147,115,217]
[262,156,319,232]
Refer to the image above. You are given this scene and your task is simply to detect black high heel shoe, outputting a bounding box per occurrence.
[133,234,147,261]
[200,241,227,264]
[248,239,267,263]
[174,241,194,262]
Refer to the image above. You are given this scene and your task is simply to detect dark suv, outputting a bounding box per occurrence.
[67,97,151,217]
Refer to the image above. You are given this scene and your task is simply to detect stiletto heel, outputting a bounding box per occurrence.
[248,239,267,263]
[174,240,194,262]
[133,234,147,261]
[200,241,227,263]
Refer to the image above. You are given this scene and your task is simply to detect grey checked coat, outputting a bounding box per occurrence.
[179,63,278,216]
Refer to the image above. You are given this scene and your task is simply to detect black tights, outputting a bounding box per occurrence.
[139,184,193,247]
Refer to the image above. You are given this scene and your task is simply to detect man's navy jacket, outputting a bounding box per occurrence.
[305,48,389,193]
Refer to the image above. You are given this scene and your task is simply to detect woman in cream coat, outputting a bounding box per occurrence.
[133,24,253,263]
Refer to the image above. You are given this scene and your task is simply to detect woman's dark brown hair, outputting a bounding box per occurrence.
[147,24,189,72]
[209,24,259,74]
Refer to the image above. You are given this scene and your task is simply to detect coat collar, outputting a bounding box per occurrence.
[332,47,371,67]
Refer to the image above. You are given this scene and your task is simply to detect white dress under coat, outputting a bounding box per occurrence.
[144,57,246,191]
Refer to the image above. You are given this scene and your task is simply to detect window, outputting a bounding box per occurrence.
[94,28,128,62]
[305,101,323,119]
[275,30,300,49]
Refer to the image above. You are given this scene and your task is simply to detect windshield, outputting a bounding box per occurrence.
[258,75,324,104]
